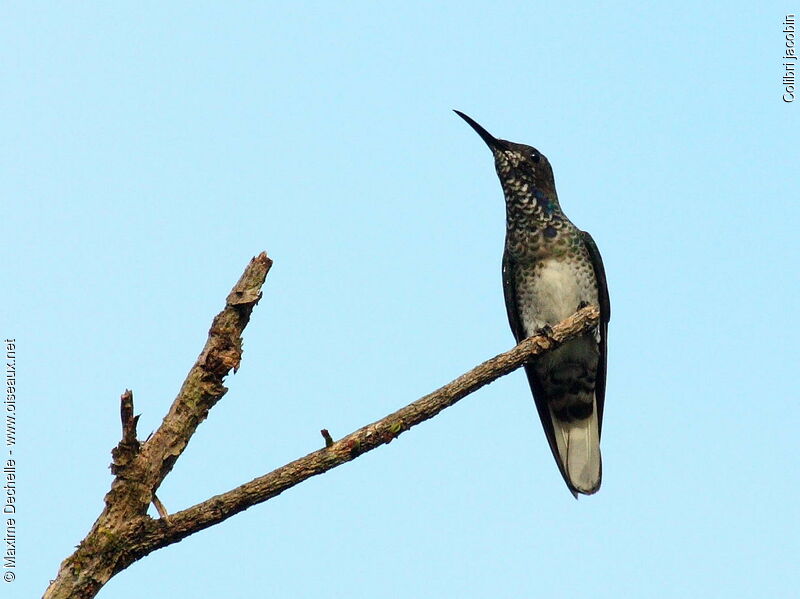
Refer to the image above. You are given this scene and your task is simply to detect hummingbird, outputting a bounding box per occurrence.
[455,110,610,497]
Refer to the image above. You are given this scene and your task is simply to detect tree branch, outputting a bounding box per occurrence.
[130,304,600,557]
[43,251,600,599]
[44,252,272,599]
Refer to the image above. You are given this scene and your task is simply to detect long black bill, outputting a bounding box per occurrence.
[453,110,506,150]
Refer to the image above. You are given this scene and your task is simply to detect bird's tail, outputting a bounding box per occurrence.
[550,395,602,496]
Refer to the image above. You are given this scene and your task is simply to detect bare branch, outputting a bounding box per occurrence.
[136,252,273,497]
[43,251,600,599]
[108,306,600,569]
[44,252,272,599]
[134,305,599,552]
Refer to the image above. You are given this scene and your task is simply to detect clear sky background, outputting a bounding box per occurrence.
[3,3,799,598]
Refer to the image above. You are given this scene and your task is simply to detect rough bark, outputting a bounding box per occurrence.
[43,252,600,599]
[43,252,272,599]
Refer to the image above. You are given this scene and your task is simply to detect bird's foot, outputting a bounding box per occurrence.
[536,324,554,338]
[576,300,590,311]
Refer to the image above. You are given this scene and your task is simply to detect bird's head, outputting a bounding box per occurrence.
[454,110,554,196]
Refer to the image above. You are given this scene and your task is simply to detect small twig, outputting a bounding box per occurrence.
[152,495,171,523]
[110,390,140,474]
[320,429,334,448]
[119,390,139,445]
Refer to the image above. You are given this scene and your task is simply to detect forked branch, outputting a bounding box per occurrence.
[43,252,600,599]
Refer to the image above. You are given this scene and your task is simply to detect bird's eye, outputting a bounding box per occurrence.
[531,152,540,163]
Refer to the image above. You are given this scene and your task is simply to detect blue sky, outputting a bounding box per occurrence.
[3,2,799,598]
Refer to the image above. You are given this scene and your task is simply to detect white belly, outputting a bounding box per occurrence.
[519,258,586,333]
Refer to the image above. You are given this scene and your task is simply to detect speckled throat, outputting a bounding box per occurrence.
[495,152,583,263]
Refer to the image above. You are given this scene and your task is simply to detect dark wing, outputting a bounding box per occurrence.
[580,230,610,434]
[501,250,527,344]
[502,251,573,492]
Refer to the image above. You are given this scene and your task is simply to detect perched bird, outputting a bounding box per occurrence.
[455,110,610,497]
